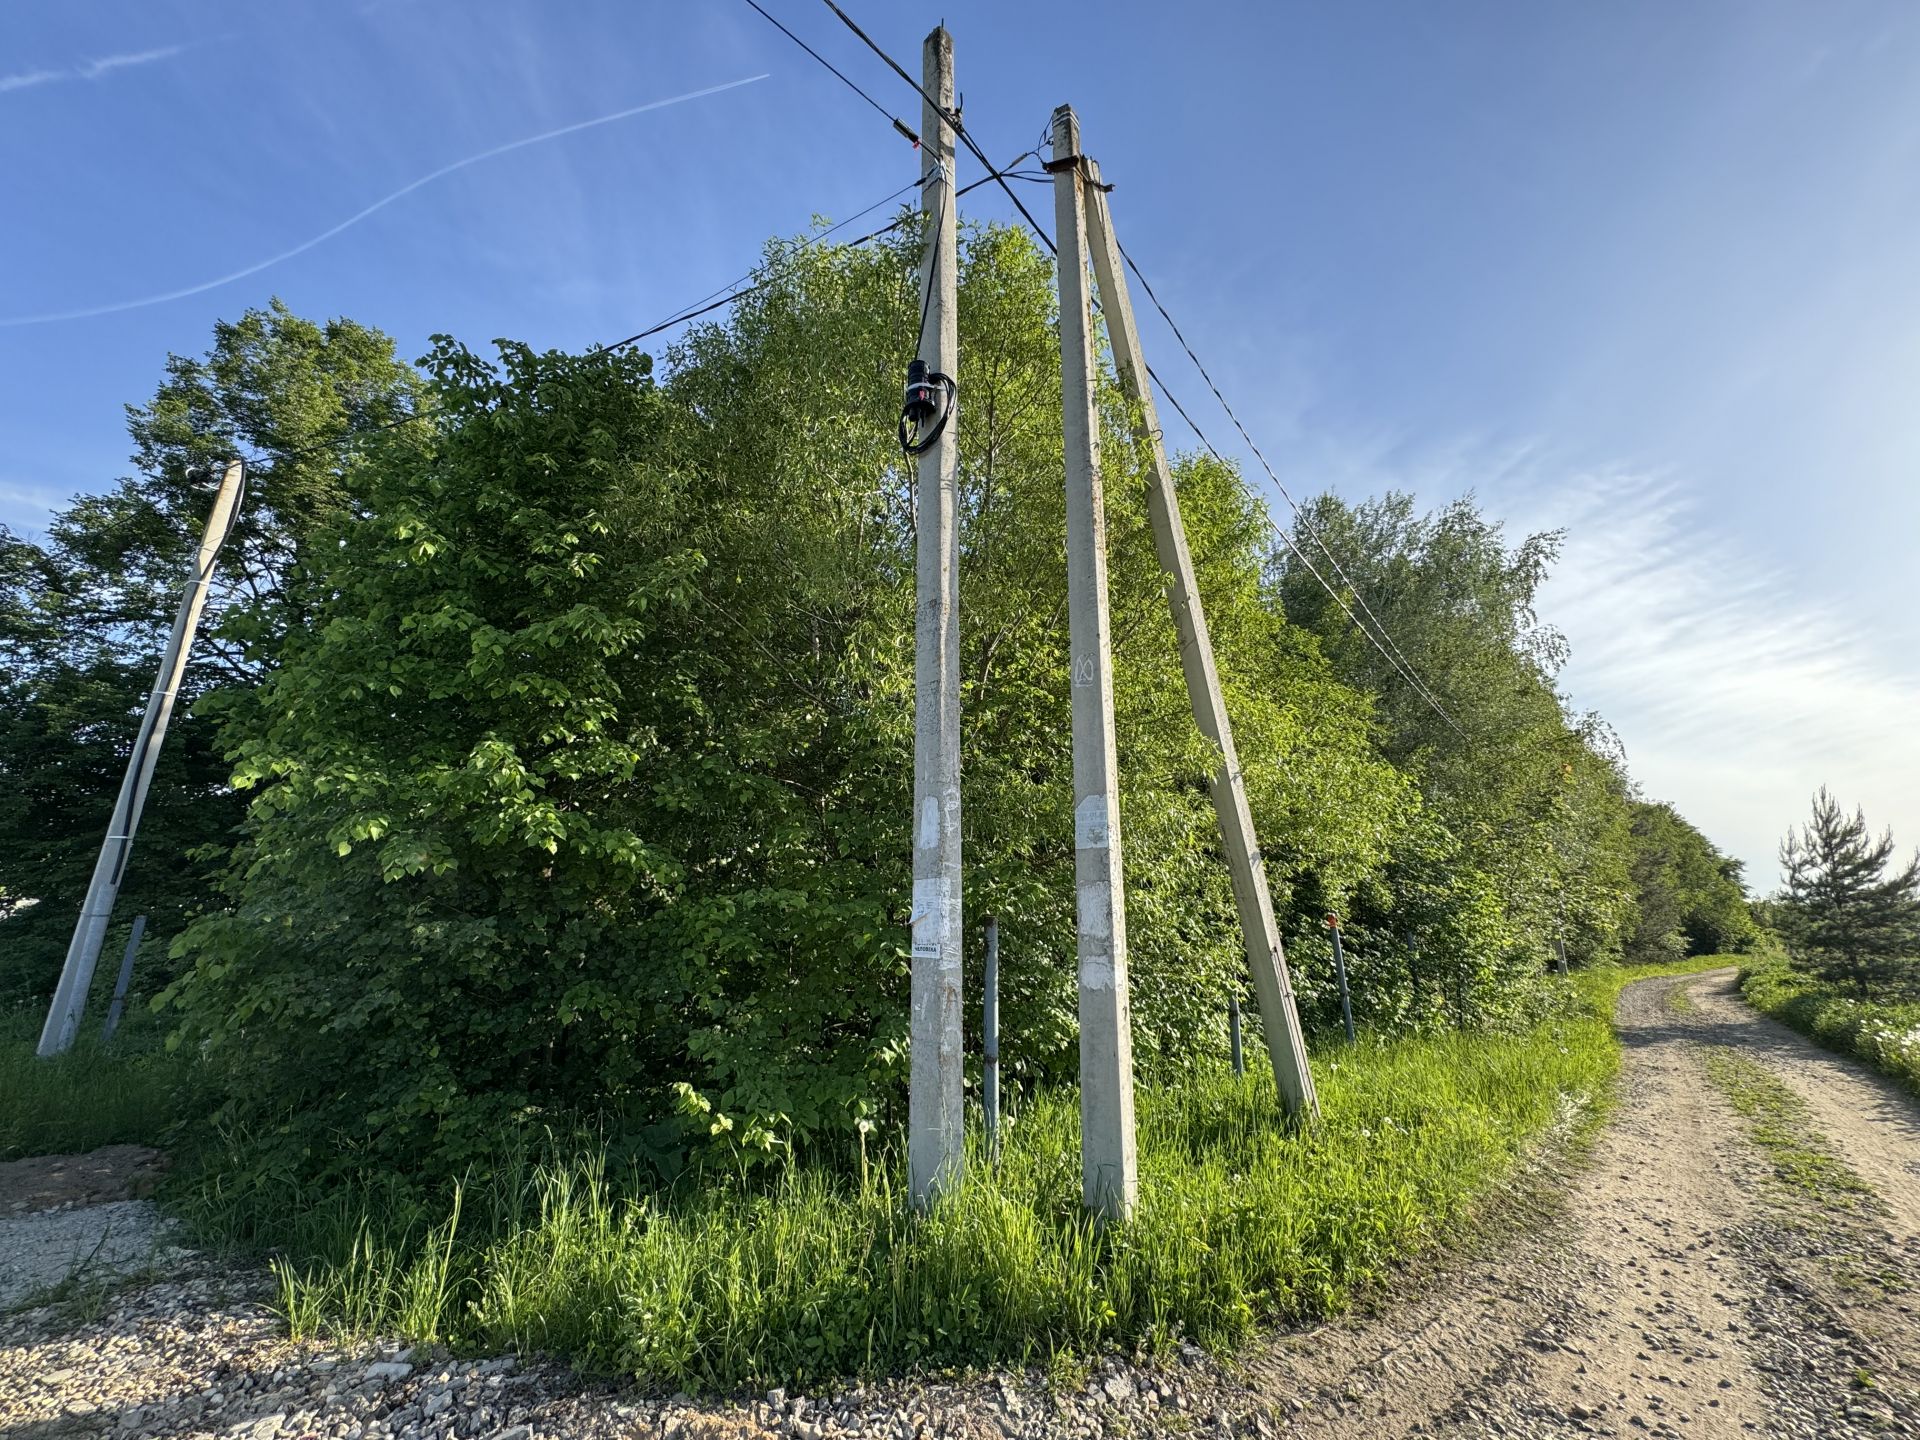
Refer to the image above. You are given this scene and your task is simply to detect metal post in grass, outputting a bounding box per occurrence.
[1406,930,1420,1012]
[1229,994,1245,1076]
[984,914,1001,1163]
[100,914,147,1043]
[1328,914,1356,1045]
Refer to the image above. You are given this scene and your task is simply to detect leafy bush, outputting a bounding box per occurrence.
[1741,943,1920,1094]
[236,1001,1615,1387]
[156,231,1439,1187]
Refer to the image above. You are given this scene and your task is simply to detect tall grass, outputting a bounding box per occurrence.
[1741,948,1920,1095]
[0,1004,193,1160]
[223,996,1630,1389]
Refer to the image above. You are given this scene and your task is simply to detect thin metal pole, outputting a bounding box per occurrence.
[101,914,148,1044]
[1406,930,1419,1013]
[1328,914,1356,1045]
[983,915,1000,1162]
[39,459,245,1058]
[1053,102,1137,1221]
[1555,895,1570,976]
[906,26,965,1211]
[1229,995,1245,1077]
[1080,157,1318,1122]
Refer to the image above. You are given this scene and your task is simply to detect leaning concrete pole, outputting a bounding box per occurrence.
[1052,103,1138,1220]
[1082,174,1321,1121]
[907,25,965,1210]
[38,459,246,1058]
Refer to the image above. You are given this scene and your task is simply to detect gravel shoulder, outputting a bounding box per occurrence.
[6,968,1920,1440]
[0,1145,181,1311]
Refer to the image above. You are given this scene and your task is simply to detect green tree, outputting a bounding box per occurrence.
[1779,788,1920,996]
[1623,800,1753,962]
[164,225,1417,1183]
[0,302,421,1006]
[1269,493,1638,974]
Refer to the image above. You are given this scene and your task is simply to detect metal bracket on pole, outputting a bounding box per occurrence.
[1080,150,1321,1121]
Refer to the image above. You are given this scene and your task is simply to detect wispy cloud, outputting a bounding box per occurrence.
[0,74,769,328]
[0,68,64,94]
[1507,468,1920,889]
[1,40,198,97]
[77,44,188,80]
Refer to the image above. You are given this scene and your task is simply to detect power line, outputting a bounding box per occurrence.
[790,0,1060,255]
[232,166,1033,472]
[1141,366,1470,743]
[782,1,1464,742]
[1113,241,1466,738]
[598,177,919,352]
[601,162,1035,355]
[738,0,920,147]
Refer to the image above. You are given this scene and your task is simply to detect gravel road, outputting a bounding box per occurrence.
[4,967,1918,1439]
[1253,967,1920,1438]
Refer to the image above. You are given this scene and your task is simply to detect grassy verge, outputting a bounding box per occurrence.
[1740,949,1920,1096]
[0,1004,193,1161]
[1701,1048,1877,1208]
[179,957,1726,1390]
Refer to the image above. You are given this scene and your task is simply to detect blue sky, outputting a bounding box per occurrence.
[4,0,1917,887]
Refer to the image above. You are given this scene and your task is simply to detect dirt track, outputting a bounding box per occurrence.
[6,968,1920,1439]
[1255,967,1920,1438]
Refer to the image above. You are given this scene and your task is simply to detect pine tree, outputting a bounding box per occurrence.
[1779,788,1920,996]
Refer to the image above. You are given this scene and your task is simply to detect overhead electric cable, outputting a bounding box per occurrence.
[1114,240,1470,740]
[783,2,1463,739]
[1142,370,1468,740]
[739,0,920,146]
[229,167,1030,470]
[598,176,920,352]
[735,0,1060,253]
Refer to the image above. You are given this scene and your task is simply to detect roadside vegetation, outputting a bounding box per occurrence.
[0,1004,190,1161]
[1,223,1761,1385]
[1741,949,1920,1096]
[216,959,1722,1387]
[1747,789,1920,1095]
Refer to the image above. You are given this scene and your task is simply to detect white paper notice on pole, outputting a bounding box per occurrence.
[1075,793,1112,851]
[910,876,946,958]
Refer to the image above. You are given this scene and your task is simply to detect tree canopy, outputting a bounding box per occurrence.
[1778,787,1920,996]
[1,228,1755,1184]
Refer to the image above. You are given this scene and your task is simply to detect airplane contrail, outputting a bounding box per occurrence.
[2,73,769,327]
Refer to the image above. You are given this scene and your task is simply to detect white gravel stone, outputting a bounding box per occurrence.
[0,1198,178,1308]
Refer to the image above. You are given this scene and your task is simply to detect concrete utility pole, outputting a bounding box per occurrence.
[39,459,246,1058]
[1082,164,1321,1120]
[907,25,965,1210]
[1052,103,1138,1220]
